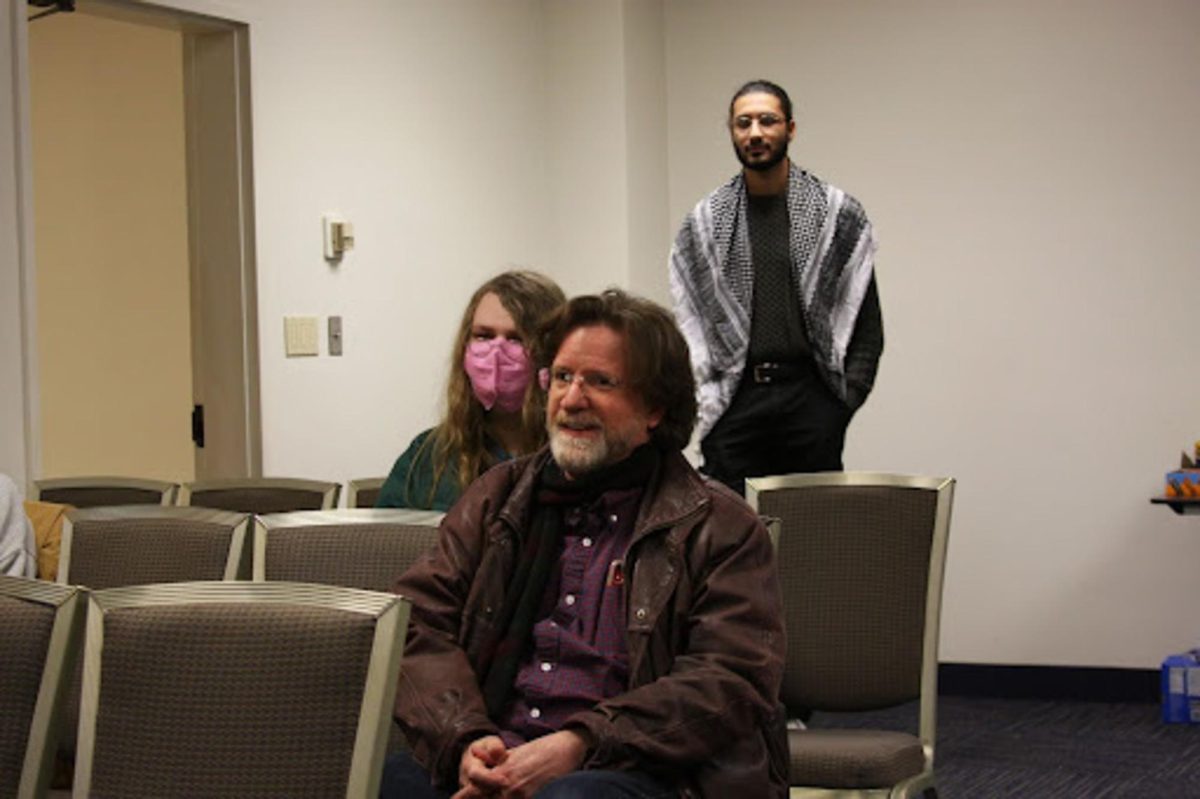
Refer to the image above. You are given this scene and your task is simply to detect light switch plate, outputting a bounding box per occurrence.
[284,316,319,356]
[328,315,343,356]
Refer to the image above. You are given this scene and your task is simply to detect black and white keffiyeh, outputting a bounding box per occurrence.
[669,164,877,440]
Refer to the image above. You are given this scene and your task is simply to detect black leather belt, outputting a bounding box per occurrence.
[749,362,805,384]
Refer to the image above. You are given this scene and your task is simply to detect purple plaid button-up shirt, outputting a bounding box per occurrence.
[497,485,643,746]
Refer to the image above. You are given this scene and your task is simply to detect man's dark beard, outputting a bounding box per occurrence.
[733,138,788,172]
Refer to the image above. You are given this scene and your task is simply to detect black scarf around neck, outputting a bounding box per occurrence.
[480,444,660,717]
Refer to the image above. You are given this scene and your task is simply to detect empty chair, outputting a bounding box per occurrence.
[254,508,443,592]
[31,476,178,509]
[0,576,85,799]
[59,506,252,589]
[72,580,410,798]
[745,472,955,799]
[180,477,340,514]
[55,505,253,772]
[345,477,386,509]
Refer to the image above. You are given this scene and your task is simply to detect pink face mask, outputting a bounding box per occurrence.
[463,338,531,413]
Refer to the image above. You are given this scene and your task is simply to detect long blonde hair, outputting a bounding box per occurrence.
[413,270,565,502]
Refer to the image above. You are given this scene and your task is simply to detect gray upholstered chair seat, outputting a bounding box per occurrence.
[789,728,925,788]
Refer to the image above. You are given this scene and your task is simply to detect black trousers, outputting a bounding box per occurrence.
[701,362,852,497]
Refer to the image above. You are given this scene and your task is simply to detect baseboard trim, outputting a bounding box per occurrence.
[938,663,1159,703]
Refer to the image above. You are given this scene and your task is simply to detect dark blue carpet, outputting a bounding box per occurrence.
[811,696,1200,797]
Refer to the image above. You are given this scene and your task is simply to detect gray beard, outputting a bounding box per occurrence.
[549,430,610,477]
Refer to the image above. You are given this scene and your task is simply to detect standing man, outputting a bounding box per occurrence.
[383,289,787,799]
[670,79,883,496]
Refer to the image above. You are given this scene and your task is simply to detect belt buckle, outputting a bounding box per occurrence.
[753,363,777,384]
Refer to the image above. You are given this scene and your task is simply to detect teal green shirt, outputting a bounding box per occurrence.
[375,428,510,511]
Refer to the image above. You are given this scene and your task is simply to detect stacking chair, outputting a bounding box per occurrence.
[59,506,252,589]
[0,576,85,799]
[253,508,443,592]
[180,477,340,514]
[345,477,387,509]
[31,476,178,508]
[745,472,955,799]
[254,508,440,757]
[72,581,410,799]
[54,505,252,776]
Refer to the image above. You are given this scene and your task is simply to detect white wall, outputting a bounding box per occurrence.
[663,0,1200,668]
[3,0,1197,669]
[620,0,668,299]
[541,0,627,292]
[204,0,654,484]
[242,0,558,482]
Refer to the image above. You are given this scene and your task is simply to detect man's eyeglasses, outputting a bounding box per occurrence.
[732,113,784,130]
[539,367,622,394]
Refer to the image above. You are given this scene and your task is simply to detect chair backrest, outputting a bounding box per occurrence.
[72,581,410,799]
[31,476,178,509]
[59,506,252,589]
[0,576,85,799]
[746,472,954,725]
[345,477,386,509]
[254,509,443,591]
[180,477,341,514]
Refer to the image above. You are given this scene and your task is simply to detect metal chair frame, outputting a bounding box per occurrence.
[344,477,387,509]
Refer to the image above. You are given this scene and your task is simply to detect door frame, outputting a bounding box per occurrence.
[14,0,262,481]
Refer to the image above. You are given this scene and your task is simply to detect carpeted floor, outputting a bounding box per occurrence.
[811,696,1200,798]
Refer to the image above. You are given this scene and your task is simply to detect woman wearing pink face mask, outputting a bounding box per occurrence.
[377,271,566,510]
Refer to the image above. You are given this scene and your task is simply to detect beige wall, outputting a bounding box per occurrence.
[30,10,193,480]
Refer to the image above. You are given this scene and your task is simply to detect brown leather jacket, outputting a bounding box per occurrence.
[393,447,788,797]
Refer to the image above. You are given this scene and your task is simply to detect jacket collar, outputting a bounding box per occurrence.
[632,449,710,545]
[494,448,550,538]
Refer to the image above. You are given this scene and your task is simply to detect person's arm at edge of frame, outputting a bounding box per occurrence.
[391,465,510,788]
[564,490,786,773]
